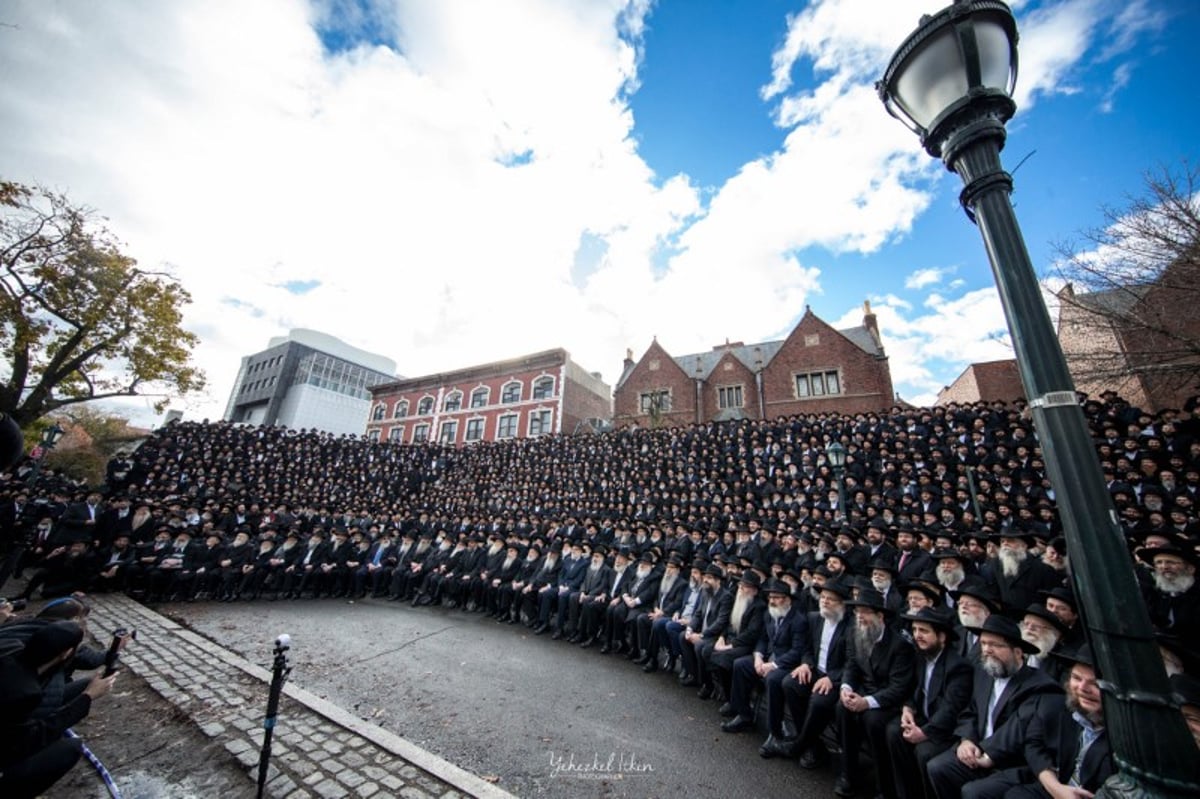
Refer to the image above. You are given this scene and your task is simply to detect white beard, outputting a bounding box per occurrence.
[1023,629,1061,658]
[768,604,789,621]
[937,566,965,590]
[660,573,677,594]
[730,593,750,634]
[998,546,1026,579]
[871,577,891,593]
[502,555,516,570]
[819,606,845,625]
[1154,572,1196,596]
[958,607,988,629]
[488,543,503,556]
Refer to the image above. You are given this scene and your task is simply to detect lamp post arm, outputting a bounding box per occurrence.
[946,121,1200,798]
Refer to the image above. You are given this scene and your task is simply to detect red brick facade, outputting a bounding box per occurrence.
[366,349,611,445]
[613,304,895,428]
[936,359,1025,405]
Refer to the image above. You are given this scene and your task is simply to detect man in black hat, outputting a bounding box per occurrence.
[784,580,852,769]
[896,527,933,585]
[833,587,916,798]
[1039,586,1084,653]
[549,539,588,638]
[1019,604,1070,680]
[581,547,633,646]
[950,579,1001,663]
[635,554,687,669]
[926,615,1064,799]
[986,531,1062,612]
[721,578,806,740]
[679,565,732,696]
[282,530,329,599]
[1139,545,1200,641]
[568,545,611,643]
[885,607,973,799]
[707,570,766,703]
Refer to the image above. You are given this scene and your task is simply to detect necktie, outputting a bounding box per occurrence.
[899,551,910,572]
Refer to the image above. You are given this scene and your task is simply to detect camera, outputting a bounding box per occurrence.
[274,633,291,651]
[102,628,137,677]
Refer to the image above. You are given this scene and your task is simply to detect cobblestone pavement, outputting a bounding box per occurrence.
[85,593,516,799]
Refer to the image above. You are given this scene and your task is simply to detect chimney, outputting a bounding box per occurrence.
[863,299,881,346]
[623,348,634,371]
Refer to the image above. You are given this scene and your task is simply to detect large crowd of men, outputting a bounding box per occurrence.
[3,390,1200,798]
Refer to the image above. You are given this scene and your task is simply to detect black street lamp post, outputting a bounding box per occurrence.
[825,441,848,522]
[26,422,65,487]
[877,2,1199,795]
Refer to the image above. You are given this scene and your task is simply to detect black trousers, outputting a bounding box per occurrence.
[0,737,82,799]
[884,716,955,799]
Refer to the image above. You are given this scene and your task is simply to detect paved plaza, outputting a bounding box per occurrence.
[93,593,836,798]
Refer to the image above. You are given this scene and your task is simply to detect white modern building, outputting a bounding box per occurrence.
[223,329,397,435]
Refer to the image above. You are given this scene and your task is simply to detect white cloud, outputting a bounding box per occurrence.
[904,267,945,289]
[0,0,1149,426]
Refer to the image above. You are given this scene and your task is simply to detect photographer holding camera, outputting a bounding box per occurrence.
[0,620,118,797]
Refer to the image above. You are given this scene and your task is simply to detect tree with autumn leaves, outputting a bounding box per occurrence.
[1,179,204,429]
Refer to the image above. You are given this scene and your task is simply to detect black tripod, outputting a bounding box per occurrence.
[256,634,292,799]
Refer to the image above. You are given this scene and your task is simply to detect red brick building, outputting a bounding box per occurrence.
[366,349,611,445]
[936,359,1024,405]
[613,302,895,427]
[1056,259,1200,412]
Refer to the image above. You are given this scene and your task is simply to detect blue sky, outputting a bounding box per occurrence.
[1,0,1196,422]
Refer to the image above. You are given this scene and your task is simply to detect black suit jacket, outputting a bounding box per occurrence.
[907,648,974,742]
[694,588,733,640]
[955,664,1064,765]
[653,576,687,616]
[895,549,933,583]
[802,612,850,684]
[1024,702,1114,792]
[724,598,767,650]
[756,606,809,671]
[842,626,916,710]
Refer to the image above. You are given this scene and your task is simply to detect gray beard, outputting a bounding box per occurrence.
[730,593,750,634]
[820,606,845,625]
[1154,572,1195,596]
[937,567,965,590]
[982,654,1017,679]
[852,619,884,656]
[502,556,516,570]
[1024,630,1060,658]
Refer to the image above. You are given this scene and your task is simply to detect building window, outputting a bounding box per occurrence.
[497,414,518,439]
[443,391,463,412]
[367,429,381,443]
[394,400,408,419]
[718,385,744,409]
[470,387,489,408]
[388,426,404,442]
[371,403,386,421]
[439,420,458,444]
[532,376,555,400]
[795,370,841,398]
[465,418,485,442]
[413,424,430,443]
[529,409,552,437]
[501,381,521,404]
[639,390,671,414]
[417,396,434,415]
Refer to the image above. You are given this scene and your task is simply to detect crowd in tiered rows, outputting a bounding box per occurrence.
[3,390,1200,798]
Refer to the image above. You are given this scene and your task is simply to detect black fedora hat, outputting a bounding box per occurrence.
[845,587,891,614]
[763,578,792,597]
[739,570,763,588]
[950,578,1001,612]
[1137,545,1200,568]
[900,606,957,634]
[967,614,1038,655]
[819,579,853,601]
[1020,603,1069,635]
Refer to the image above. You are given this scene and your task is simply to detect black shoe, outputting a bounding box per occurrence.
[580,638,595,649]
[833,776,855,797]
[721,715,753,733]
[666,656,677,672]
[551,630,564,640]
[533,624,548,635]
[568,634,582,644]
[634,652,652,666]
[599,644,612,655]
[798,748,828,771]
[625,649,641,661]
[642,660,659,674]
[759,735,796,759]
[679,674,697,687]
[697,684,714,700]
[718,702,737,718]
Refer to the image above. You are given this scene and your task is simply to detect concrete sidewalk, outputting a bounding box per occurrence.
[85,593,517,799]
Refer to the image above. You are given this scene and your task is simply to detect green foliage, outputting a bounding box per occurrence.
[0,179,205,427]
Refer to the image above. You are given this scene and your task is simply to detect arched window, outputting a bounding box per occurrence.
[501,381,522,404]
[532,376,555,400]
[393,400,409,419]
[417,396,434,415]
[371,403,386,421]
[443,391,463,412]
[470,387,490,408]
